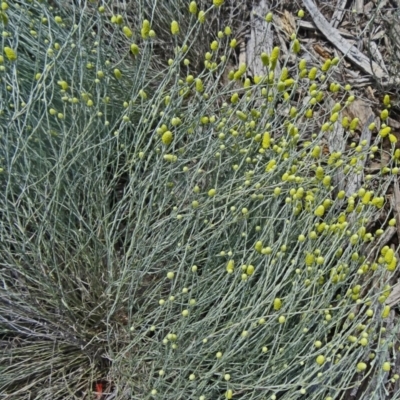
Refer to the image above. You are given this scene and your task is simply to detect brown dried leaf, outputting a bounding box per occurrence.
[312,43,332,59]
[277,10,296,37]
[365,86,376,101]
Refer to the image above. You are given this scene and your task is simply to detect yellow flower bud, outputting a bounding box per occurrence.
[382,305,390,318]
[299,58,307,71]
[311,146,321,158]
[357,362,367,372]
[331,56,340,65]
[246,265,255,275]
[265,12,273,22]
[379,126,391,137]
[341,117,349,128]
[255,241,263,253]
[213,0,225,6]
[163,154,177,162]
[270,46,280,69]
[189,1,197,14]
[323,176,331,187]
[273,298,282,310]
[123,26,132,38]
[383,95,390,106]
[316,355,325,365]
[171,20,179,35]
[381,109,389,120]
[315,205,325,217]
[387,257,397,272]
[195,78,204,92]
[236,111,247,121]
[162,131,173,145]
[292,39,300,54]
[130,43,140,56]
[260,52,269,66]
[330,112,339,122]
[266,160,276,172]
[210,40,218,51]
[198,10,206,23]
[316,166,324,180]
[139,89,147,100]
[4,46,16,61]
[114,68,122,79]
[383,362,391,372]
[167,271,174,279]
[141,19,150,39]
[308,67,317,80]
[57,80,69,90]
[321,122,331,132]
[349,118,359,131]
[321,59,331,71]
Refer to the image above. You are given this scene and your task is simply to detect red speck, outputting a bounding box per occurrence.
[95,382,103,399]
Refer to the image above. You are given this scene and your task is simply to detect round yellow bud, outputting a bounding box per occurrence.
[383,362,391,372]
[316,355,325,365]
[357,362,367,372]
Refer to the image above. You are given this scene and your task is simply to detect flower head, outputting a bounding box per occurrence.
[141,19,151,39]
[213,0,225,6]
[162,131,173,145]
[171,20,180,35]
[4,47,16,61]
[189,1,197,14]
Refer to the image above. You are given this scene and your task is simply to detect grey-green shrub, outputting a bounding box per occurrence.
[1,1,400,399]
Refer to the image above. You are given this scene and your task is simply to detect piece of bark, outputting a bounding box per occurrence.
[327,99,346,194]
[387,280,400,307]
[388,117,400,129]
[371,30,386,40]
[368,41,389,74]
[247,0,273,77]
[331,0,348,28]
[365,227,396,262]
[298,20,356,38]
[302,0,387,79]
[355,0,364,14]
[343,99,375,130]
[364,1,374,14]
[298,20,316,30]
[345,114,375,196]
[377,0,390,10]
